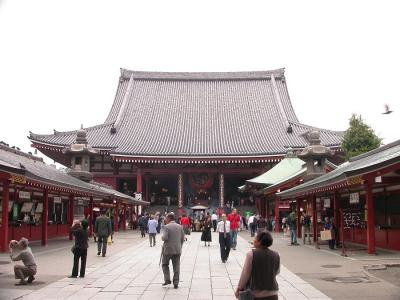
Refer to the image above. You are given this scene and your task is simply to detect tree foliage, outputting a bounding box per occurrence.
[342,114,382,160]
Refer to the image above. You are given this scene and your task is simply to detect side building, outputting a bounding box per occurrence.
[29,68,343,214]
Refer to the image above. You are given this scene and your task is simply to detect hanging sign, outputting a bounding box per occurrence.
[347,176,364,186]
[349,192,360,204]
[11,175,26,184]
[323,198,331,208]
[53,196,62,203]
[19,191,31,200]
[134,193,142,201]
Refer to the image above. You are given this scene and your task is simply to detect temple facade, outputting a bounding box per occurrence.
[29,68,343,213]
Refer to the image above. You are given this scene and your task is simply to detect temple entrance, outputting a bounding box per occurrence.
[184,173,219,208]
[149,175,178,206]
[224,175,254,207]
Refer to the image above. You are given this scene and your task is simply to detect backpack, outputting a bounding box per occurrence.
[303,215,311,226]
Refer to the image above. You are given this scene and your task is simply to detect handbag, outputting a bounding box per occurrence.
[71,245,76,254]
[239,249,255,300]
[239,289,254,300]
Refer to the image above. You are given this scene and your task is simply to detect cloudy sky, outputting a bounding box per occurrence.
[0,0,398,164]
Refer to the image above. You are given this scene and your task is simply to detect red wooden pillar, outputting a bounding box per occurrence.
[42,188,49,246]
[114,202,119,232]
[296,198,301,238]
[266,198,270,219]
[129,205,133,229]
[366,180,376,254]
[274,198,280,232]
[145,176,150,203]
[89,196,94,237]
[0,179,10,252]
[136,169,142,193]
[312,195,318,244]
[122,205,127,231]
[333,192,340,245]
[136,205,139,216]
[69,194,74,240]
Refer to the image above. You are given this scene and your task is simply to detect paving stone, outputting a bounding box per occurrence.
[15,233,332,300]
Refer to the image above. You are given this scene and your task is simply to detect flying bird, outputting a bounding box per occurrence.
[382,104,393,115]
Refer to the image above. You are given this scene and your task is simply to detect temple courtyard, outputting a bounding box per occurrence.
[0,230,399,300]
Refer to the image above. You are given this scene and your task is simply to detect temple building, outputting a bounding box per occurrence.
[29,68,343,213]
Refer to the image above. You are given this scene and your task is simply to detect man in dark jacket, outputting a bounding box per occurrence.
[69,219,89,278]
[95,209,112,257]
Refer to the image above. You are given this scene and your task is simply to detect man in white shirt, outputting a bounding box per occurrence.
[216,214,231,263]
[248,214,256,237]
[211,212,218,232]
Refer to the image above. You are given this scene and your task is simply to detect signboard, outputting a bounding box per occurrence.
[19,191,31,200]
[323,198,331,208]
[134,193,142,201]
[349,192,359,204]
[53,197,62,204]
[343,211,366,229]
[347,176,364,186]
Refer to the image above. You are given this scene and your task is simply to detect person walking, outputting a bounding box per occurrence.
[211,211,218,232]
[249,213,256,237]
[148,215,158,247]
[235,231,280,300]
[287,210,299,245]
[324,217,335,249]
[201,215,212,246]
[161,213,185,289]
[138,214,147,238]
[242,214,248,230]
[94,209,112,257]
[92,211,98,242]
[227,208,241,250]
[301,211,312,245]
[217,214,231,263]
[9,238,37,285]
[109,215,115,243]
[69,219,89,278]
[180,214,190,241]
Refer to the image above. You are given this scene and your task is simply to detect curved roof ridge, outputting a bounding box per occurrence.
[289,120,344,136]
[30,122,114,139]
[120,68,285,81]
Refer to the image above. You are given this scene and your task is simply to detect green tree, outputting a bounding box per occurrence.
[342,114,382,160]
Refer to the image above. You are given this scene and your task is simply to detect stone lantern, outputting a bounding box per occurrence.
[62,126,98,182]
[298,130,333,182]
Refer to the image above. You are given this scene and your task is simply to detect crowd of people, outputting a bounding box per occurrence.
[7,208,286,299]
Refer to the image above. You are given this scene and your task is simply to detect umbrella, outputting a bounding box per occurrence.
[190,205,209,210]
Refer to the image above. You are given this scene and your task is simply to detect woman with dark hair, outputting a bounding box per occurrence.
[201,215,212,246]
[235,231,280,300]
[69,219,89,278]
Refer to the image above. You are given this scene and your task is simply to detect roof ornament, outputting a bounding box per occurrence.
[287,124,293,134]
[285,147,296,158]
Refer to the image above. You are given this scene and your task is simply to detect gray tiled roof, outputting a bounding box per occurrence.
[278,140,400,198]
[29,69,342,157]
[0,145,147,205]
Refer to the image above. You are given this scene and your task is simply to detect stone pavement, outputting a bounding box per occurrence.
[2,232,331,300]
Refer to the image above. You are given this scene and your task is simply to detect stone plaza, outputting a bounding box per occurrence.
[0,232,331,300]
